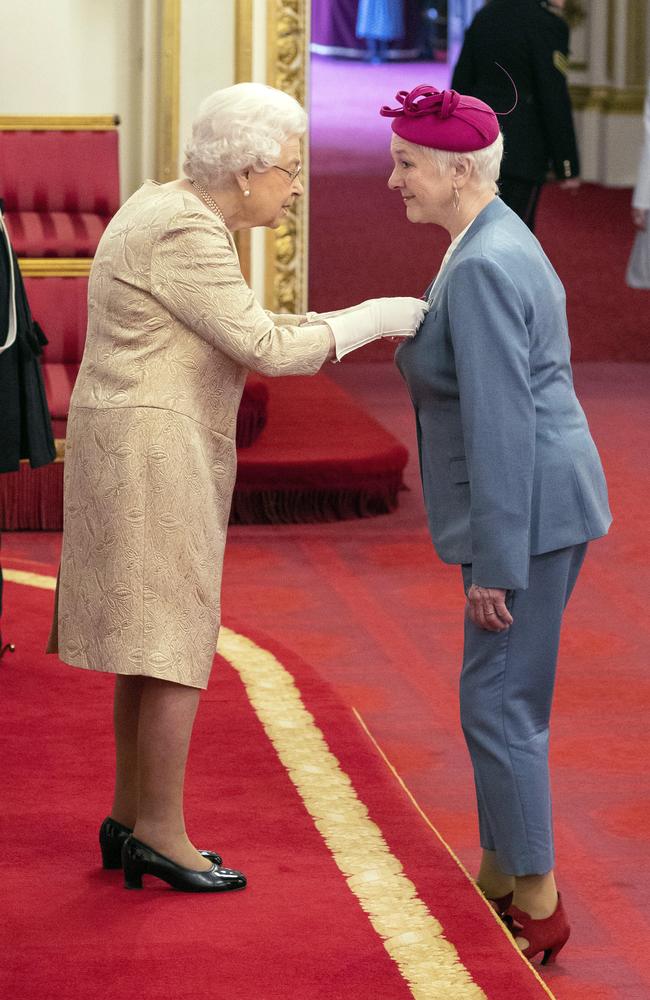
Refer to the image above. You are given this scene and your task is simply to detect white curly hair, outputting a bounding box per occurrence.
[418,133,504,191]
[183,83,307,187]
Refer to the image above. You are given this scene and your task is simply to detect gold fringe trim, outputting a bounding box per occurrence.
[217,628,485,1000]
[353,709,559,1000]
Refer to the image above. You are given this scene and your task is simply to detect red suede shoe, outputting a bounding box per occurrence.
[506,893,570,965]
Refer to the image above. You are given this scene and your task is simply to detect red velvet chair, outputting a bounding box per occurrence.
[0,117,119,528]
[23,275,89,439]
[0,119,120,258]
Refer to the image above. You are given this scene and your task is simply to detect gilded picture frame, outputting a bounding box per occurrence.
[263,0,310,314]
[235,0,310,312]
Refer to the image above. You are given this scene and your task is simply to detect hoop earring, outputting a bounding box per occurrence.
[452,186,461,212]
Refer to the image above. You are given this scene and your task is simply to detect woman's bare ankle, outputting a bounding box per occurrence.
[478,878,514,900]
[477,850,514,899]
[512,873,558,918]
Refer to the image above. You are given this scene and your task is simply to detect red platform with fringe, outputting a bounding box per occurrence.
[0,374,408,529]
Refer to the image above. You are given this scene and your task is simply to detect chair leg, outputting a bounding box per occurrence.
[0,631,16,660]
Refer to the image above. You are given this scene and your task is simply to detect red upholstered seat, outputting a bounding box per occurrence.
[236,376,269,447]
[42,363,79,437]
[24,275,89,438]
[0,129,119,257]
[6,210,110,257]
[23,275,89,363]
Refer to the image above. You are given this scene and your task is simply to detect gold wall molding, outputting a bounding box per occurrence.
[18,258,92,278]
[235,0,253,285]
[0,116,118,131]
[626,0,647,87]
[564,1,587,29]
[236,0,254,81]
[570,84,645,113]
[606,0,616,82]
[264,0,310,313]
[156,0,181,181]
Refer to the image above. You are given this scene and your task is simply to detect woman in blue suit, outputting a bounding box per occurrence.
[380,84,611,964]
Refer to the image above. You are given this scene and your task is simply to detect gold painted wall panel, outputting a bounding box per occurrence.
[626,0,648,87]
[570,84,645,113]
[234,0,253,285]
[264,0,310,313]
[0,116,118,130]
[156,0,181,182]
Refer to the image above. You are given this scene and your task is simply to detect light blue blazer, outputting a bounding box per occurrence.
[396,198,611,590]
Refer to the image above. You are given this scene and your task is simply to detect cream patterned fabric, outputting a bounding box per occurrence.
[50,182,331,688]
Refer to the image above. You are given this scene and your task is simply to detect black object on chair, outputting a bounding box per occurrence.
[1,196,57,656]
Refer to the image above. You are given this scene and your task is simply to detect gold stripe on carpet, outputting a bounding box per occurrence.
[218,627,485,1000]
[4,569,57,590]
[353,709,558,1000]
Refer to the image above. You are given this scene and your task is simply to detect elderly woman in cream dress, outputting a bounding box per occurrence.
[49,83,426,893]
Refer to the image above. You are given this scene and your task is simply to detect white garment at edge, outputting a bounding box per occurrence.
[626,79,650,289]
[0,211,17,355]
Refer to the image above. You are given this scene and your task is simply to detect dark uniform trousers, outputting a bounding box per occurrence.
[498,176,543,231]
[452,0,580,232]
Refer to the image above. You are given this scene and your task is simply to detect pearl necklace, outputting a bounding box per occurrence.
[190,179,226,225]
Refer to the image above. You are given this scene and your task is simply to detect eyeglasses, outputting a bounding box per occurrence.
[273,163,302,182]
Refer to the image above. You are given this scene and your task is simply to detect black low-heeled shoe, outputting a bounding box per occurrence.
[122,835,247,892]
[99,817,222,869]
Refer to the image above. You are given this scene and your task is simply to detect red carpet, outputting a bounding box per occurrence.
[0,576,550,1000]
[309,58,649,362]
[2,363,649,998]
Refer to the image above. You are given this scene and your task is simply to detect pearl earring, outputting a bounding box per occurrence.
[244,189,251,198]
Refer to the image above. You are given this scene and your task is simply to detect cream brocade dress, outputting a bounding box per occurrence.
[49,182,331,688]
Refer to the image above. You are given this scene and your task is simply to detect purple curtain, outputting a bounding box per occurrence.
[312,0,360,51]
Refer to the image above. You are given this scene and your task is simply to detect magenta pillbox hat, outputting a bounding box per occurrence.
[380,84,500,152]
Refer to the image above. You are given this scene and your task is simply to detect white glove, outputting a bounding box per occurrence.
[315,297,428,361]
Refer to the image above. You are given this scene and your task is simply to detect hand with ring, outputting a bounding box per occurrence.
[467,584,513,632]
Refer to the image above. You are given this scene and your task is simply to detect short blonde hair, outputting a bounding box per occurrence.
[184,82,307,186]
[417,133,504,189]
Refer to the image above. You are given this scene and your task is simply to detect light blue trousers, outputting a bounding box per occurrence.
[460,544,588,876]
